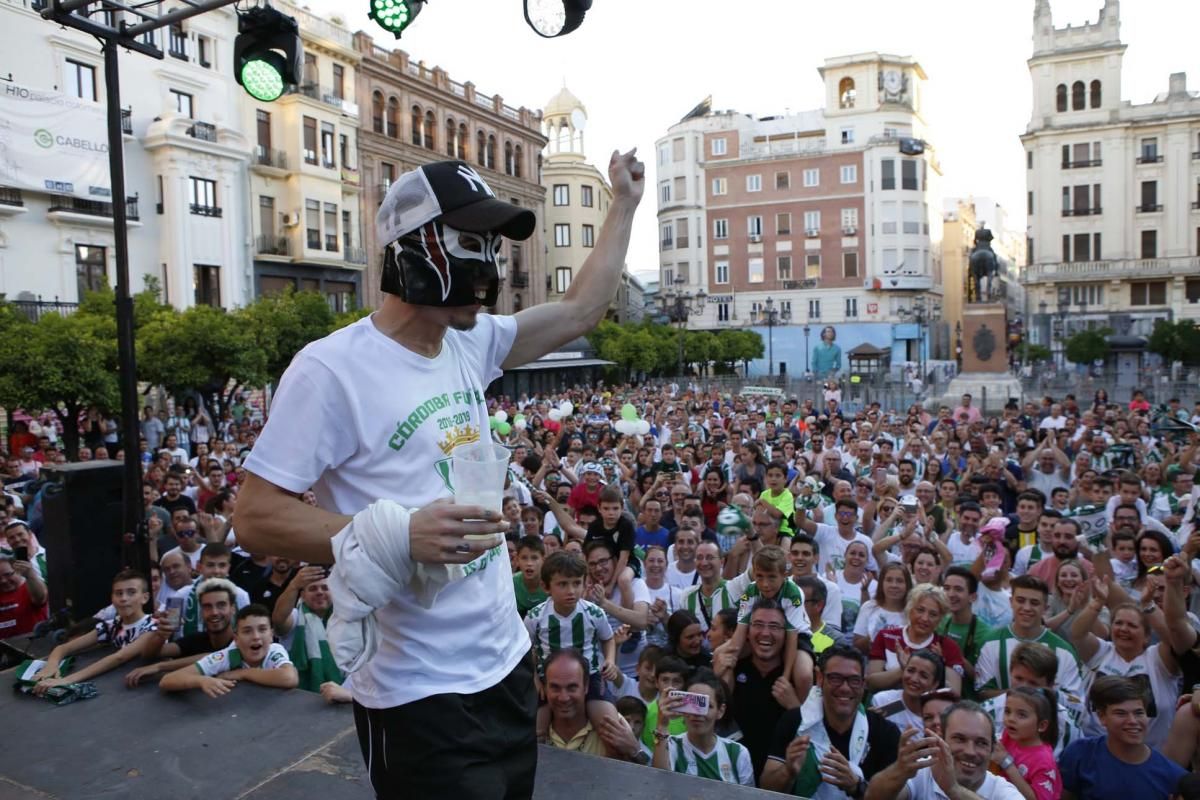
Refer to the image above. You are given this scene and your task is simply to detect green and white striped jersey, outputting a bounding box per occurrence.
[525,598,613,675]
[680,570,753,632]
[974,625,1084,698]
[735,578,810,634]
[666,734,754,786]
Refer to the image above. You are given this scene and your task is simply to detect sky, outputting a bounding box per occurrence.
[308,0,1200,285]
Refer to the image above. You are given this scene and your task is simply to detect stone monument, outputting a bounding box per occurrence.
[942,225,1022,412]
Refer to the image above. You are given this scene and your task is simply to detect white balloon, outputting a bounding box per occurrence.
[614,419,635,436]
[514,419,527,430]
[635,420,651,435]
[494,410,508,423]
[559,401,574,416]
[548,409,562,422]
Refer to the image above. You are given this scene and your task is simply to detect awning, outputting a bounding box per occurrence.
[508,358,615,372]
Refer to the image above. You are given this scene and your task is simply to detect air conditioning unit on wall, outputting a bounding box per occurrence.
[282,212,300,227]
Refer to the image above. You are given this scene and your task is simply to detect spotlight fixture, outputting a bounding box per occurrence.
[368,0,425,38]
[234,5,302,102]
[524,0,592,38]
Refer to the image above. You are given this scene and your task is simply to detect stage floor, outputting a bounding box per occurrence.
[0,649,780,799]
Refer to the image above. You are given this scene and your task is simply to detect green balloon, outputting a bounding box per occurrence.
[621,403,638,421]
[514,414,526,423]
[496,421,512,436]
[489,417,500,430]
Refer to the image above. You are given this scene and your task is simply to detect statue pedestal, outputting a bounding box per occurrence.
[942,303,1021,413]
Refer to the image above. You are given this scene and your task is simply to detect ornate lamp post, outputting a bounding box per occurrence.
[898,295,942,382]
[803,321,812,375]
[657,276,706,376]
[750,296,791,376]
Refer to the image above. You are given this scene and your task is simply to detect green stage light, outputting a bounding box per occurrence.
[234,5,302,102]
[241,54,288,102]
[369,0,424,38]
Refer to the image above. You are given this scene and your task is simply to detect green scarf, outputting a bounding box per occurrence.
[13,657,96,705]
[793,701,869,799]
[288,601,343,693]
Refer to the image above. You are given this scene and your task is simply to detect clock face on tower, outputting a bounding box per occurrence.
[883,69,902,95]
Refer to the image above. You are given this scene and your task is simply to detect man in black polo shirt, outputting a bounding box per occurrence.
[154,472,197,519]
[250,556,297,612]
[761,644,900,798]
[123,578,237,686]
[716,598,800,780]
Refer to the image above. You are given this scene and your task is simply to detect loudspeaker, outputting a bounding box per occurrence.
[39,461,125,620]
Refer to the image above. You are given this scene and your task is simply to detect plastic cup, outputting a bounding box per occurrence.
[452,441,511,542]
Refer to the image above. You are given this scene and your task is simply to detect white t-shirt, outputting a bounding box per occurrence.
[946,531,982,569]
[666,561,699,590]
[195,642,292,676]
[1081,640,1181,749]
[834,570,876,621]
[869,688,923,732]
[852,601,904,643]
[243,313,527,710]
[812,523,878,573]
[904,767,1023,800]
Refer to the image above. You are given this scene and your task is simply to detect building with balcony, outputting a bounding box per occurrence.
[1021,0,1200,361]
[655,52,944,376]
[245,3,364,311]
[353,34,548,312]
[0,0,251,309]
[540,87,623,314]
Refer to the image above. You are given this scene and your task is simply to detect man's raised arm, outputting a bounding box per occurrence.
[502,149,644,370]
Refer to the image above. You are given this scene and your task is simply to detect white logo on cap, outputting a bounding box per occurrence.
[456,165,494,197]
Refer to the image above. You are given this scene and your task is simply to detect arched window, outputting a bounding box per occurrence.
[1056,84,1068,112]
[1072,81,1085,110]
[838,77,856,109]
[386,98,399,139]
[513,293,522,313]
[1090,80,1102,108]
[486,134,496,169]
[514,145,523,179]
[445,118,456,157]
[556,121,570,152]
[423,110,435,151]
[372,91,384,134]
[476,130,486,166]
[457,123,467,159]
[504,141,515,176]
[410,105,422,146]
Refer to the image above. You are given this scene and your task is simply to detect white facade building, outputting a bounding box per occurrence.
[0,0,252,310]
[1021,0,1200,355]
[654,53,946,375]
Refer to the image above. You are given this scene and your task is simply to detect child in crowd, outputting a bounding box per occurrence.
[159,604,298,696]
[725,546,813,698]
[759,462,797,538]
[641,655,690,748]
[993,686,1063,800]
[527,551,620,742]
[31,569,162,694]
[651,674,754,786]
[512,535,548,618]
[1108,530,1138,587]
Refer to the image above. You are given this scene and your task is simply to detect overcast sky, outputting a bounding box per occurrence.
[309,0,1199,284]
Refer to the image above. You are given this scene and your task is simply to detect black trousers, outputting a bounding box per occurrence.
[353,654,537,799]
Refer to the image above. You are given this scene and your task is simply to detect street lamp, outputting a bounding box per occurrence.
[803,322,812,375]
[657,276,706,376]
[898,295,941,383]
[750,296,791,376]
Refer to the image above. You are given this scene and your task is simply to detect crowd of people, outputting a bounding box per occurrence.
[3,383,1200,798]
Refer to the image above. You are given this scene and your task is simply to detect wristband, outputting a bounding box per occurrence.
[999,755,1014,771]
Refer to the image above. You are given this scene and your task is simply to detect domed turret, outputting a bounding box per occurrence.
[543,84,588,156]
